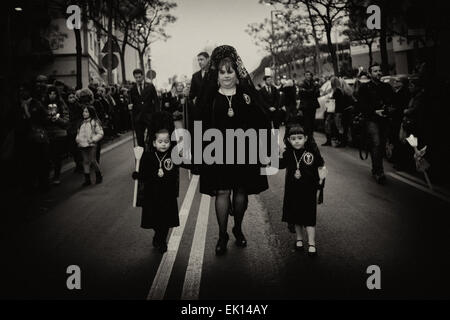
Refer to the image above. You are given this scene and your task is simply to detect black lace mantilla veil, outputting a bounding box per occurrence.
[198,45,271,131]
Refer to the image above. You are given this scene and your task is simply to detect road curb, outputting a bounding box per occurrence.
[61,133,133,174]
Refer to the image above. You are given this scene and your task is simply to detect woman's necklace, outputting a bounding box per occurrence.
[293,150,307,179]
[219,87,236,118]
[155,151,168,178]
[225,95,234,117]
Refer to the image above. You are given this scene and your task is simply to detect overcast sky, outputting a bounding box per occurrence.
[150,0,276,89]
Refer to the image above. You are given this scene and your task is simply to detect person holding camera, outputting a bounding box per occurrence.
[43,86,69,185]
[357,63,394,184]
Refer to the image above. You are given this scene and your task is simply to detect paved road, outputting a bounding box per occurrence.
[1,131,449,300]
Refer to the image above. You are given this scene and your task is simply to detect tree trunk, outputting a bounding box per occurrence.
[368,41,373,67]
[379,1,389,75]
[306,1,322,75]
[74,28,82,89]
[107,0,113,85]
[139,50,145,75]
[119,50,126,84]
[379,30,389,74]
[119,26,129,84]
[313,53,317,74]
[325,25,339,75]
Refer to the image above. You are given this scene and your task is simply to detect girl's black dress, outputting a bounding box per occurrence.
[279,147,324,226]
[199,88,269,196]
[137,150,180,229]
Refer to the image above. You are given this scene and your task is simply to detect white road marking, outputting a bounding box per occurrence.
[387,172,450,204]
[147,175,199,300]
[181,194,211,300]
[335,147,450,203]
[394,171,450,197]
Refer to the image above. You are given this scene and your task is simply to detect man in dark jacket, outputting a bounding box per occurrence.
[189,52,209,108]
[357,63,394,184]
[129,68,160,147]
[260,75,281,129]
[280,79,297,125]
[66,90,83,172]
[298,71,320,136]
[187,52,209,175]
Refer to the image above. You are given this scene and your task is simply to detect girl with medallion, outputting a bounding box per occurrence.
[131,111,186,253]
[279,123,327,256]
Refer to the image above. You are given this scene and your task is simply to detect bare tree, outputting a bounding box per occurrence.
[265,0,348,75]
[343,3,378,67]
[246,11,307,78]
[127,0,177,77]
[87,0,148,84]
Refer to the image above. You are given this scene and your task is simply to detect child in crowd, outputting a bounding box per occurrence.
[131,111,189,253]
[75,100,104,187]
[279,123,327,256]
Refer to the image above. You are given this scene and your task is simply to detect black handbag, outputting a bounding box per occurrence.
[29,125,49,144]
[351,113,369,160]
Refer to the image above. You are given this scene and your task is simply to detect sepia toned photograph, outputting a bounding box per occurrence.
[0,0,449,307]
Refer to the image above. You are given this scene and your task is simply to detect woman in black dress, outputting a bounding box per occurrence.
[198,45,271,255]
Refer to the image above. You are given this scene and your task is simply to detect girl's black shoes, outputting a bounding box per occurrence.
[295,240,304,251]
[95,171,103,184]
[215,232,229,256]
[82,174,91,187]
[307,244,317,257]
[232,227,247,247]
[152,236,168,254]
[159,242,168,254]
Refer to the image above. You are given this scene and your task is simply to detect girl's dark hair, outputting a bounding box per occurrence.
[146,111,175,151]
[283,123,313,151]
[81,105,99,122]
[153,128,170,140]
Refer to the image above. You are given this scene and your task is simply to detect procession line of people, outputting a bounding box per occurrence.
[131,46,327,257]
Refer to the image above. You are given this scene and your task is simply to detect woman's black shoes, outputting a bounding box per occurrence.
[152,236,158,248]
[232,227,247,247]
[215,232,229,256]
[159,242,168,254]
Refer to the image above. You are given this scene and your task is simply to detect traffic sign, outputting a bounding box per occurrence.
[147,69,156,80]
[101,54,119,70]
[101,39,120,53]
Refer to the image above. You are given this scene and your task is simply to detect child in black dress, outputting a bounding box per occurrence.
[131,111,187,253]
[279,124,327,256]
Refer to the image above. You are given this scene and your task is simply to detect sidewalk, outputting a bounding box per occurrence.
[61,131,133,174]
[1,132,134,239]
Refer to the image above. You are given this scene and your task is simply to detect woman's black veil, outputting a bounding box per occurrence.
[198,45,271,129]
